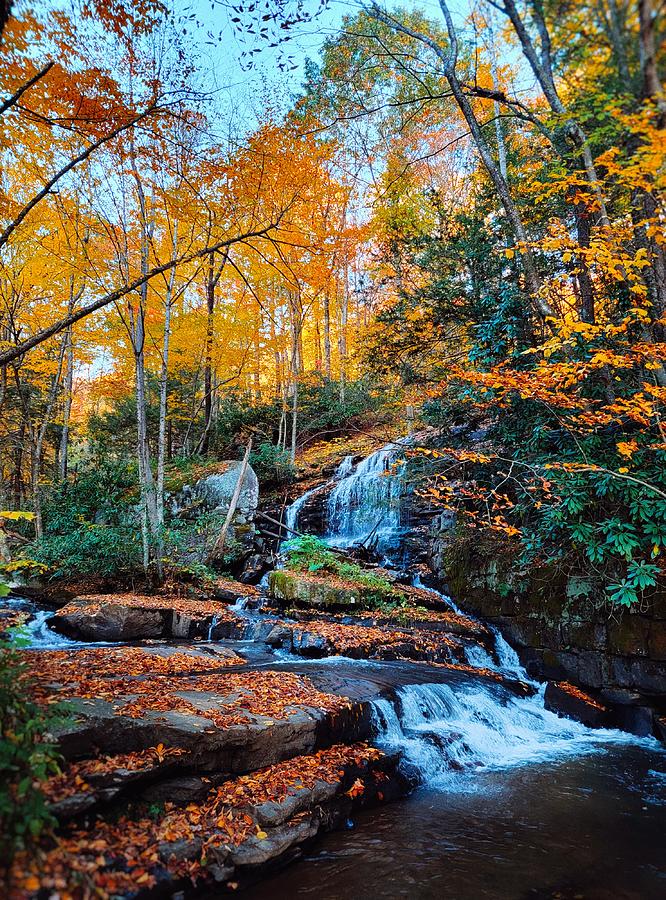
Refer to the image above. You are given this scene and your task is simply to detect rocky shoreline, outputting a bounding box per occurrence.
[4,572,544,898]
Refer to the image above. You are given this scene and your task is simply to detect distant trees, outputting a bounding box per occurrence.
[0,3,375,577]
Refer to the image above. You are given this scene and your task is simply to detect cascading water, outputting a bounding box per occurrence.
[2,595,105,650]
[374,568,641,787]
[371,681,638,790]
[283,456,356,540]
[285,441,655,790]
[411,574,531,682]
[284,487,316,537]
[325,441,408,559]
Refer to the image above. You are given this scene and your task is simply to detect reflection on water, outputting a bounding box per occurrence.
[238,747,666,900]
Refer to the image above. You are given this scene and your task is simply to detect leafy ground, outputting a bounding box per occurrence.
[10,743,386,898]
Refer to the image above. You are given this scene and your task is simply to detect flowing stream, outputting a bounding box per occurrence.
[272,443,666,898]
[4,442,665,896]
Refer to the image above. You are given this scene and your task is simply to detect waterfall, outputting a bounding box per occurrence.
[207,613,220,641]
[325,442,407,558]
[372,681,635,790]
[281,439,650,791]
[283,450,380,541]
[334,455,355,478]
[284,486,317,537]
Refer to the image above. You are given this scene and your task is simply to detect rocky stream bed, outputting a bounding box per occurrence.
[3,441,666,898]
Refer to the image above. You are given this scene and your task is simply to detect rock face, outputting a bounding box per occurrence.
[168,462,259,521]
[53,602,165,641]
[51,596,245,642]
[166,462,260,567]
[433,528,666,738]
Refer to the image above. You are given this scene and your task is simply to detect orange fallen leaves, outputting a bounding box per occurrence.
[24,645,241,690]
[11,743,385,899]
[554,681,608,711]
[61,593,240,621]
[25,649,348,730]
[43,746,188,804]
[288,618,461,661]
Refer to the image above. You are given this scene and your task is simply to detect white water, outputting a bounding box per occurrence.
[207,613,220,641]
[12,606,105,650]
[284,486,317,537]
[283,441,656,789]
[325,441,408,558]
[372,681,641,790]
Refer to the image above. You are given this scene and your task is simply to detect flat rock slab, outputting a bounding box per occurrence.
[17,744,407,898]
[50,595,244,641]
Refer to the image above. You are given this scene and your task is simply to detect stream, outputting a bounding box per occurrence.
[5,441,666,897]
[246,442,666,898]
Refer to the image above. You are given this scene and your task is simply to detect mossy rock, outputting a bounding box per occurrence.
[268,570,377,609]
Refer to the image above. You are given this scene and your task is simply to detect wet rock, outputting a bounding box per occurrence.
[291,629,330,656]
[240,553,271,584]
[612,704,655,737]
[51,601,166,641]
[50,597,244,642]
[54,693,372,773]
[230,817,319,867]
[265,624,293,647]
[544,681,611,729]
[254,779,339,828]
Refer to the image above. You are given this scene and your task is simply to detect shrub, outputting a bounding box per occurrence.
[250,442,295,486]
[0,630,64,868]
[28,524,142,578]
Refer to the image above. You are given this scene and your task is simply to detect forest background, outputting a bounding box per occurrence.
[0,0,664,609]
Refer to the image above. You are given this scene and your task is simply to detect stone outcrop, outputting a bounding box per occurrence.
[434,529,666,738]
[167,462,259,521]
[544,681,612,729]
[50,595,245,642]
[268,570,371,608]
[166,462,260,565]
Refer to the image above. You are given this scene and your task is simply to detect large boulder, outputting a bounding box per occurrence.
[167,462,259,522]
[52,601,165,641]
[50,595,244,642]
[268,570,366,609]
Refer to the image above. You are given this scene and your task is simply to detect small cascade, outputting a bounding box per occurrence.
[334,455,355,478]
[284,487,317,537]
[207,613,220,641]
[326,441,408,559]
[410,573,464,615]
[372,680,634,789]
[21,608,102,650]
[283,453,361,539]
[228,594,280,641]
[410,575,533,683]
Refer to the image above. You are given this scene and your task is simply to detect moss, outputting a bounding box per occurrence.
[268,570,403,610]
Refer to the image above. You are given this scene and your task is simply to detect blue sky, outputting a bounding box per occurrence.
[185,0,475,124]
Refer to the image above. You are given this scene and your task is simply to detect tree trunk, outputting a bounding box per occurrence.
[323,291,332,377]
[58,326,73,481]
[128,151,163,579]
[157,247,176,528]
[338,279,348,402]
[201,254,215,456]
[32,333,68,537]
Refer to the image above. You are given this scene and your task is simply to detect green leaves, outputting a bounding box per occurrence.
[600,520,640,558]
[0,635,63,862]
